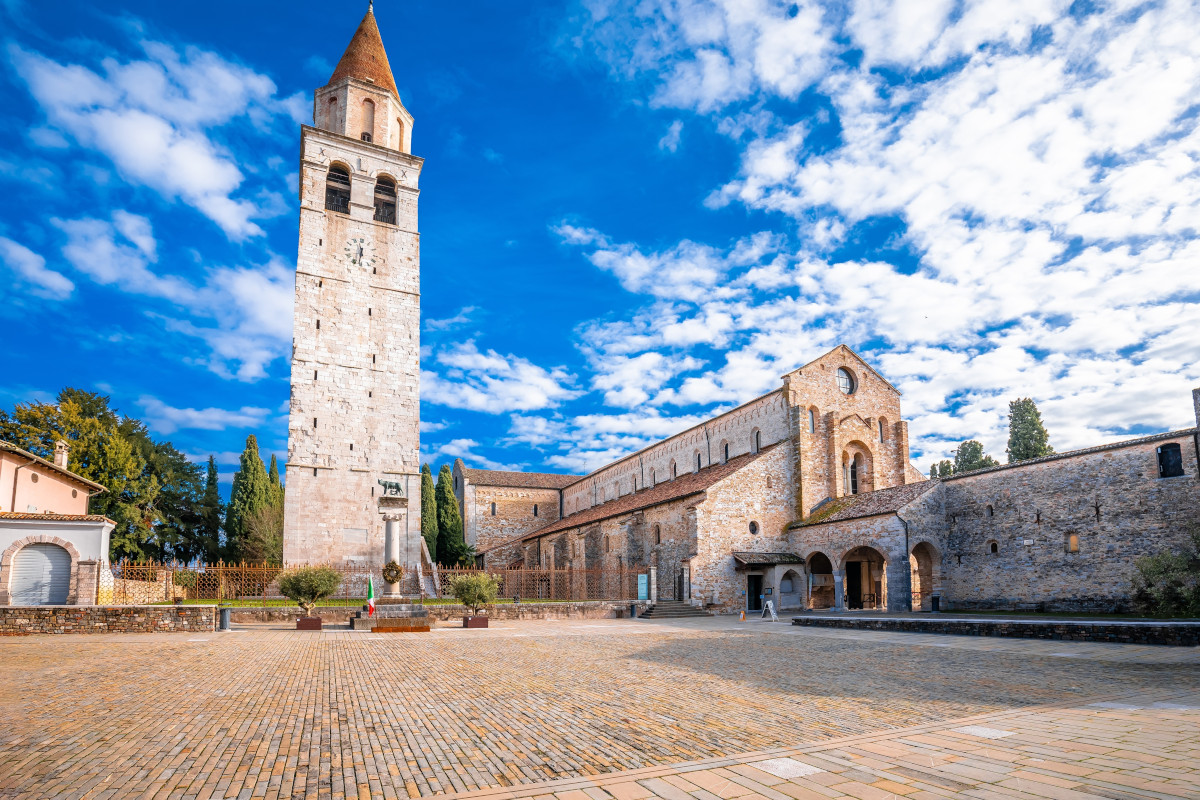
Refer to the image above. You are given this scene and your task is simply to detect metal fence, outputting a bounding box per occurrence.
[104,562,649,605]
[437,567,649,602]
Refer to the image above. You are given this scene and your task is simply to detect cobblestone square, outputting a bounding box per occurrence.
[0,619,1197,799]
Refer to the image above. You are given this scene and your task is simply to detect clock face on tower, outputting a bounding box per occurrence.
[343,236,378,269]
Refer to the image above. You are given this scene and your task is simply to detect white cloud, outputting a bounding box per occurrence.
[422,343,580,414]
[423,438,520,471]
[425,306,478,332]
[658,119,683,152]
[0,237,73,299]
[138,396,272,435]
[11,39,296,239]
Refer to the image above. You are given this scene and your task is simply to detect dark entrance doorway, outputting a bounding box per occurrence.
[845,563,863,609]
[747,574,763,611]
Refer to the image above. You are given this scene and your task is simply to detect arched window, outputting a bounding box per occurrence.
[878,418,886,440]
[987,504,994,517]
[988,541,998,554]
[395,118,406,150]
[808,408,816,433]
[849,459,858,494]
[533,504,539,517]
[325,164,350,214]
[723,442,730,463]
[491,502,496,516]
[653,525,661,545]
[695,452,702,472]
[361,99,375,142]
[836,368,856,394]
[752,430,761,453]
[670,460,677,480]
[374,176,397,224]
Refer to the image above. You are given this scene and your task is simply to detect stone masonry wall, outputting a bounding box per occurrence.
[691,443,795,612]
[0,605,215,635]
[783,346,911,519]
[284,120,424,566]
[467,486,562,553]
[942,432,1200,612]
[561,391,789,517]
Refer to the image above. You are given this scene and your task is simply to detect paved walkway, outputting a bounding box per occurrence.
[0,618,1196,799]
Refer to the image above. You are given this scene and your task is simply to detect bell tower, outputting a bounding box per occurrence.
[283,3,423,565]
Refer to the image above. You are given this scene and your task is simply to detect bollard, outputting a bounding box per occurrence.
[219,604,232,631]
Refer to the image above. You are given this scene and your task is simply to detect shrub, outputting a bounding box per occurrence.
[1131,525,1200,618]
[278,566,342,617]
[448,572,500,616]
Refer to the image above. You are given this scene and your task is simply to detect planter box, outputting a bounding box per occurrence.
[296,617,323,631]
[462,616,488,629]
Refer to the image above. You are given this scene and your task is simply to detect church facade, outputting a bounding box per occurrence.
[283,7,424,566]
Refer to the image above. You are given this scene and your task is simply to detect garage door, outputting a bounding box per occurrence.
[10,543,71,605]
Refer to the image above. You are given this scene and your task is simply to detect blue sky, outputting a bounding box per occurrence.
[2,0,1199,488]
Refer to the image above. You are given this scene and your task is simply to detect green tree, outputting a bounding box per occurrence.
[199,456,224,560]
[420,463,438,558]
[224,435,272,560]
[268,453,285,508]
[953,440,1000,474]
[278,566,342,617]
[448,572,500,616]
[929,460,954,479]
[1006,398,1054,463]
[435,464,467,566]
[1131,525,1200,617]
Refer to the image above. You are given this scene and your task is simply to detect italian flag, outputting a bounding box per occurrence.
[367,576,376,617]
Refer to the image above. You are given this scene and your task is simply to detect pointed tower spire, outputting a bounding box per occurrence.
[328,5,399,99]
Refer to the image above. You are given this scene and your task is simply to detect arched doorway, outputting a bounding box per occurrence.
[910,542,938,611]
[779,568,804,610]
[842,546,886,610]
[10,543,71,605]
[807,552,835,609]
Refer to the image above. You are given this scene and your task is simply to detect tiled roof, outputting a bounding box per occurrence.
[462,467,578,490]
[0,441,106,491]
[0,512,113,523]
[480,444,778,553]
[732,551,806,566]
[328,8,400,99]
[789,480,938,528]
[942,428,1199,480]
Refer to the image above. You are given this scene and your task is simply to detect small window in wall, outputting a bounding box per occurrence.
[808,408,816,433]
[671,461,677,480]
[374,176,397,224]
[1065,533,1080,554]
[723,443,730,463]
[605,536,611,553]
[695,452,702,472]
[72,489,78,498]
[654,525,661,545]
[30,473,39,483]
[879,419,885,439]
[836,368,855,394]
[753,430,761,453]
[988,540,999,555]
[325,164,351,214]
[987,505,994,517]
[1157,443,1184,478]
[749,521,759,535]
[313,418,318,428]
[533,504,539,517]
[491,502,496,516]
[361,98,375,141]
[313,468,318,477]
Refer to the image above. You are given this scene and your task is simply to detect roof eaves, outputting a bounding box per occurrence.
[0,441,107,492]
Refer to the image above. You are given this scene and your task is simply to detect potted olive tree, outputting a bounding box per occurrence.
[278,566,342,630]
[449,572,500,628]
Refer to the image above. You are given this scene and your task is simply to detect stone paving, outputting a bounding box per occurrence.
[0,618,1196,800]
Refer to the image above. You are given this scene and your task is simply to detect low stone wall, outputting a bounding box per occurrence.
[0,605,216,635]
[230,600,650,626]
[790,614,1200,647]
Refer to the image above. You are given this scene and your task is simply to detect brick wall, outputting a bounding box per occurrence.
[0,605,215,635]
[942,432,1200,612]
[466,486,562,553]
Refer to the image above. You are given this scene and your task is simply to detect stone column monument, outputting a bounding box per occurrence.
[377,478,419,597]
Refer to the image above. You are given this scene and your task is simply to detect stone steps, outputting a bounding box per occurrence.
[639,601,710,620]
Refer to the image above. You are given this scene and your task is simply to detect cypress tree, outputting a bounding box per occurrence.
[420,463,438,559]
[434,464,465,566]
[953,440,1000,473]
[1006,398,1054,463]
[928,459,954,479]
[200,456,223,560]
[268,453,285,507]
[224,435,271,559]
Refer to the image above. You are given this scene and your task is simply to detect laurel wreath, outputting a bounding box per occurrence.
[382,560,405,585]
